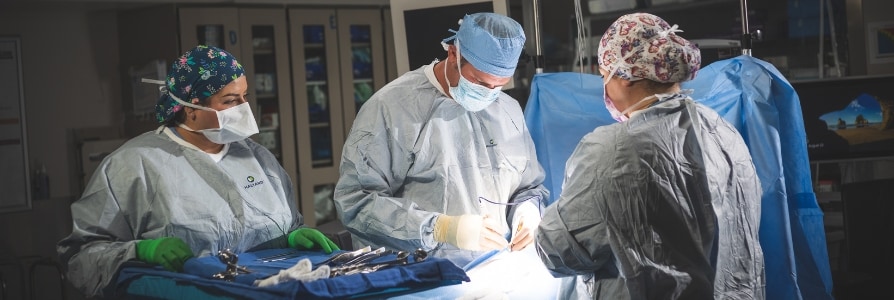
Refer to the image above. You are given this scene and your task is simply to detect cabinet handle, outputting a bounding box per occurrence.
[229,30,238,45]
[330,15,336,30]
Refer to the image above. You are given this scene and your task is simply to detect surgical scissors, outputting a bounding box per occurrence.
[313,246,372,267]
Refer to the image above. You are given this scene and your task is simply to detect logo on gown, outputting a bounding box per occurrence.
[244,175,264,189]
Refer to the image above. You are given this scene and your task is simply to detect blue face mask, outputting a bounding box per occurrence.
[445,50,502,112]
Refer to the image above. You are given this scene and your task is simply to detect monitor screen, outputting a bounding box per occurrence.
[795,75,894,161]
[403,2,493,71]
[389,0,512,90]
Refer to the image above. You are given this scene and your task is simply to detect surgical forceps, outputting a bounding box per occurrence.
[212,249,252,281]
[329,248,429,277]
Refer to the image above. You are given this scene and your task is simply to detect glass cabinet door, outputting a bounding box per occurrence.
[383,8,399,82]
[178,8,241,58]
[337,9,387,133]
[238,9,298,192]
[290,8,345,226]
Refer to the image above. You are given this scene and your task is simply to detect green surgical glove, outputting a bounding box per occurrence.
[136,237,195,272]
[287,228,339,253]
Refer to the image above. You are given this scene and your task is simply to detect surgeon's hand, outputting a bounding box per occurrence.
[136,237,195,272]
[288,228,339,254]
[509,216,537,252]
[433,214,508,251]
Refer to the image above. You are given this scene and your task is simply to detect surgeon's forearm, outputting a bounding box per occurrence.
[336,188,435,249]
[63,240,139,298]
[507,186,548,225]
[536,199,614,274]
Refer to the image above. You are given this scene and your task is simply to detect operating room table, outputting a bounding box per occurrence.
[115,246,562,299]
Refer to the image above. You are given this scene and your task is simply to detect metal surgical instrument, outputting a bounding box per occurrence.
[212,249,252,281]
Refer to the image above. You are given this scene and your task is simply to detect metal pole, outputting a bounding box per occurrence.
[532,0,544,73]
[825,0,843,77]
[818,0,825,78]
[740,0,752,56]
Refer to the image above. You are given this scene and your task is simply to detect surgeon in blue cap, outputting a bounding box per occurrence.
[334,12,548,267]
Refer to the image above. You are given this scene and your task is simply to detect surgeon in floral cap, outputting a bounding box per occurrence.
[155,45,245,124]
[58,45,339,298]
[536,13,765,300]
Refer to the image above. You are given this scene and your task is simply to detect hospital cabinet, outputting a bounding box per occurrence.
[810,159,894,285]
[178,7,391,227]
[288,8,388,227]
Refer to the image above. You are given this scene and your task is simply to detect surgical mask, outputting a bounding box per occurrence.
[602,64,650,123]
[444,42,502,112]
[603,86,627,122]
[172,95,259,144]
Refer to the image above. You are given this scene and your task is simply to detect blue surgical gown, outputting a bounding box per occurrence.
[57,126,301,297]
[334,63,549,266]
[536,95,765,299]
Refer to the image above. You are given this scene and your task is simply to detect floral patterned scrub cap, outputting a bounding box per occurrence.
[597,13,701,83]
[155,45,244,123]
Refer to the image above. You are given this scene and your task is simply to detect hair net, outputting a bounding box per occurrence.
[442,12,525,78]
[597,13,701,83]
[156,45,245,123]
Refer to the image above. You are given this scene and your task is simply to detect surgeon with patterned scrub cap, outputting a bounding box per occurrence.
[57,45,338,298]
[535,13,766,300]
[334,12,550,267]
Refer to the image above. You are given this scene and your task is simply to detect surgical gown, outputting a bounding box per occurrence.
[536,95,765,299]
[334,63,548,266]
[57,126,301,297]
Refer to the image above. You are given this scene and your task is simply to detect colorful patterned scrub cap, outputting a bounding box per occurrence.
[442,12,526,78]
[597,13,701,83]
[155,45,244,123]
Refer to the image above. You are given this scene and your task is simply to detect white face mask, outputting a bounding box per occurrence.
[445,42,502,112]
[172,95,259,144]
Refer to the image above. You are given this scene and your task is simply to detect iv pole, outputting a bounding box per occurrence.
[818,0,843,78]
[740,0,753,56]
[532,0,544,74]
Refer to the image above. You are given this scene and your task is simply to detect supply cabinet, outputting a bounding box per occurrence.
[289,8,388,226]
[178,7,390,227]
[335,9,388,128]
[178,7,299,214]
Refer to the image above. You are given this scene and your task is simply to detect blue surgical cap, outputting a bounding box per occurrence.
[443,12,525,78]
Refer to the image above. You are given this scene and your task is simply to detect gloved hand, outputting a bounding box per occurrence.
[433,214,508,251]
[136,237,195,272]
[509,200,541,252]
[509,216,538,252]
[288,228,340,253]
